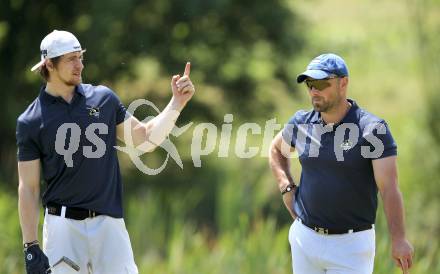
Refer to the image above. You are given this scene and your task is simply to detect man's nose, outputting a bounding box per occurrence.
[309,86,320,95]
[75,59,84,70]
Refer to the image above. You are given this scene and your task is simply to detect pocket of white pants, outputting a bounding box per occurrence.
[349,229,376,258]
[43,213,56,252]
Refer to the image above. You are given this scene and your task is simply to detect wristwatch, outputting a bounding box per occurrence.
[23,240,39,250]
[281,183,296,195]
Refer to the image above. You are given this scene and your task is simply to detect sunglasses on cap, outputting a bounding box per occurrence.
[304,76,342,91]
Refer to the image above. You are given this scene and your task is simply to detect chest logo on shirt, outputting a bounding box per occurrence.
[87,106,100,118]
[340,139,353,151]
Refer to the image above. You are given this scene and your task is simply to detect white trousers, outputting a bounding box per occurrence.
[288,219,375,274]
[42,208,138,274]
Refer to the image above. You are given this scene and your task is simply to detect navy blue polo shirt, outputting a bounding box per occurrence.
[16,84,127,218]
[282,99,397,230]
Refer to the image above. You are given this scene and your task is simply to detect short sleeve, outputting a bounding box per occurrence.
[116,99,128,125]
[16,119,41,161]
[363,121,397,159]
[282,111,306,148]
[106,88,128,125]
[376,121,397,158]
[282,117,297,147]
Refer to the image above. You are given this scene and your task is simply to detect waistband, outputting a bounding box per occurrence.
[46,203,102,220]
[298,218,374,235]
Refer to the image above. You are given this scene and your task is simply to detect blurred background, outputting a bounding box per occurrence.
[1,0,439,273]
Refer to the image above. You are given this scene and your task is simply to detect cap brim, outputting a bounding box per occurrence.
[30,49,86,72]
[30,59,45,72]
[296,70,331,83]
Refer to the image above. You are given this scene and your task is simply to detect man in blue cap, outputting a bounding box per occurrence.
[269,53,413,274]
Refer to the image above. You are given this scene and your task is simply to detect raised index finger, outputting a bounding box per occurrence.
[184,62,191,76]
[400,258,409,274]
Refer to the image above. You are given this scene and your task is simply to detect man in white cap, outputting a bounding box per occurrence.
[17,30,195,273]
[269,53,413,274]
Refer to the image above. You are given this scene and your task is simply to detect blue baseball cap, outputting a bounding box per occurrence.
[297,53,349,83]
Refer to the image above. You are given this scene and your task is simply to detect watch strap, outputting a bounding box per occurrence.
[23,240,39,250]
[281,183,296,195]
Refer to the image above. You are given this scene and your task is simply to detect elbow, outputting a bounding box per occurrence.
[134,140,158,153]
[18,180,39,198]
[269,137,280,154]
[269,139,282,164]
[268,140,276,160]
[18,181,27,194]
[135,128,161,153]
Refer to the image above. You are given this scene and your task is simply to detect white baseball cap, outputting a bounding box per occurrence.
[31,30,86,72]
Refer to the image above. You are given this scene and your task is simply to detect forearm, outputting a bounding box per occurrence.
[282,192,297,219]
[269,144,297,219]
[18,184,40,243]
[134,97,182,151]
[269,146,295,191]
[146,98,181,143]
[381,186,407,241]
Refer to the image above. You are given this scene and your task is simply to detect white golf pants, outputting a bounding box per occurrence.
[288,219,375,274]
[42,208,138,274]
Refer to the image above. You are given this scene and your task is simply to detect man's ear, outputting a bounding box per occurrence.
[46,60,54,71]
[340,77,349,90]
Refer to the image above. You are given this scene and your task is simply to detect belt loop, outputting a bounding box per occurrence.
[61,206,67,218]
[88,210,96,218]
